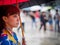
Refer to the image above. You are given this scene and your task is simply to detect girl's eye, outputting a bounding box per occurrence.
[13,14,19,17]
[13,15,17,17]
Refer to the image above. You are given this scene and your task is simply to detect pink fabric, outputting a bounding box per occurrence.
[35,11,40,18]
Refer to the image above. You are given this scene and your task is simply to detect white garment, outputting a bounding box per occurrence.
[20,12,26,23]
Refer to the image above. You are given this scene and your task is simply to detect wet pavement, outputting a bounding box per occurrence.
[25,29,60,45]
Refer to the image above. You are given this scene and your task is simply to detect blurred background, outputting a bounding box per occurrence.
[13,0,60,45]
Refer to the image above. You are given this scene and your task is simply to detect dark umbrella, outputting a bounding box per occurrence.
[20,0,55,9]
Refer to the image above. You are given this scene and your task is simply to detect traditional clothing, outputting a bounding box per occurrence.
[0,29,20,45]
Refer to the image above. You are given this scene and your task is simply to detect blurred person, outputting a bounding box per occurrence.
[0,5,20,45]
[58,15,60,33]
[59,18,60,26]
[30,10,40,30]
[57,12,60,33]
[40,12,48,32]
[54,9,59,32]
[33,10,40,30]
[48,14,53,31]
[19,10,26,31]
[29,11,36,29]
[48,10,53,31]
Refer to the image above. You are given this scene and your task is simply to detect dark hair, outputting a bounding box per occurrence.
[48,9,50,11]
[0,5,19,35]
[32,10,40,13]
[42,12,46,13]
[56,9,58,12]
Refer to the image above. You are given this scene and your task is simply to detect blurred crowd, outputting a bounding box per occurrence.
[20,8,60,33]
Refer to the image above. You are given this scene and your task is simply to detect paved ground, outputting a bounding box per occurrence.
[25,30,60,45]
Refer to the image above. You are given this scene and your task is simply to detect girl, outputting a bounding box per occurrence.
[0,5,20,45]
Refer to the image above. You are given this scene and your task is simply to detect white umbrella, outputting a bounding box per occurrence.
[22,7,30,11]
[30,5,41,11]
[41,6,52,12]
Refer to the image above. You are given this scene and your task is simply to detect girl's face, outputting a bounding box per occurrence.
[4,14,20,28]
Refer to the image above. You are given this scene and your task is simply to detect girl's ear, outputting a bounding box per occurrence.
[2,16,8,22]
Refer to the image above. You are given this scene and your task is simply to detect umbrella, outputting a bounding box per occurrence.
[30,5,41,11]
[41,6,52,12]
[20,0,55,9]
[0,0,29,45]
[55,6,60,10]
[0,0,29,5]
[22,7,30,10]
